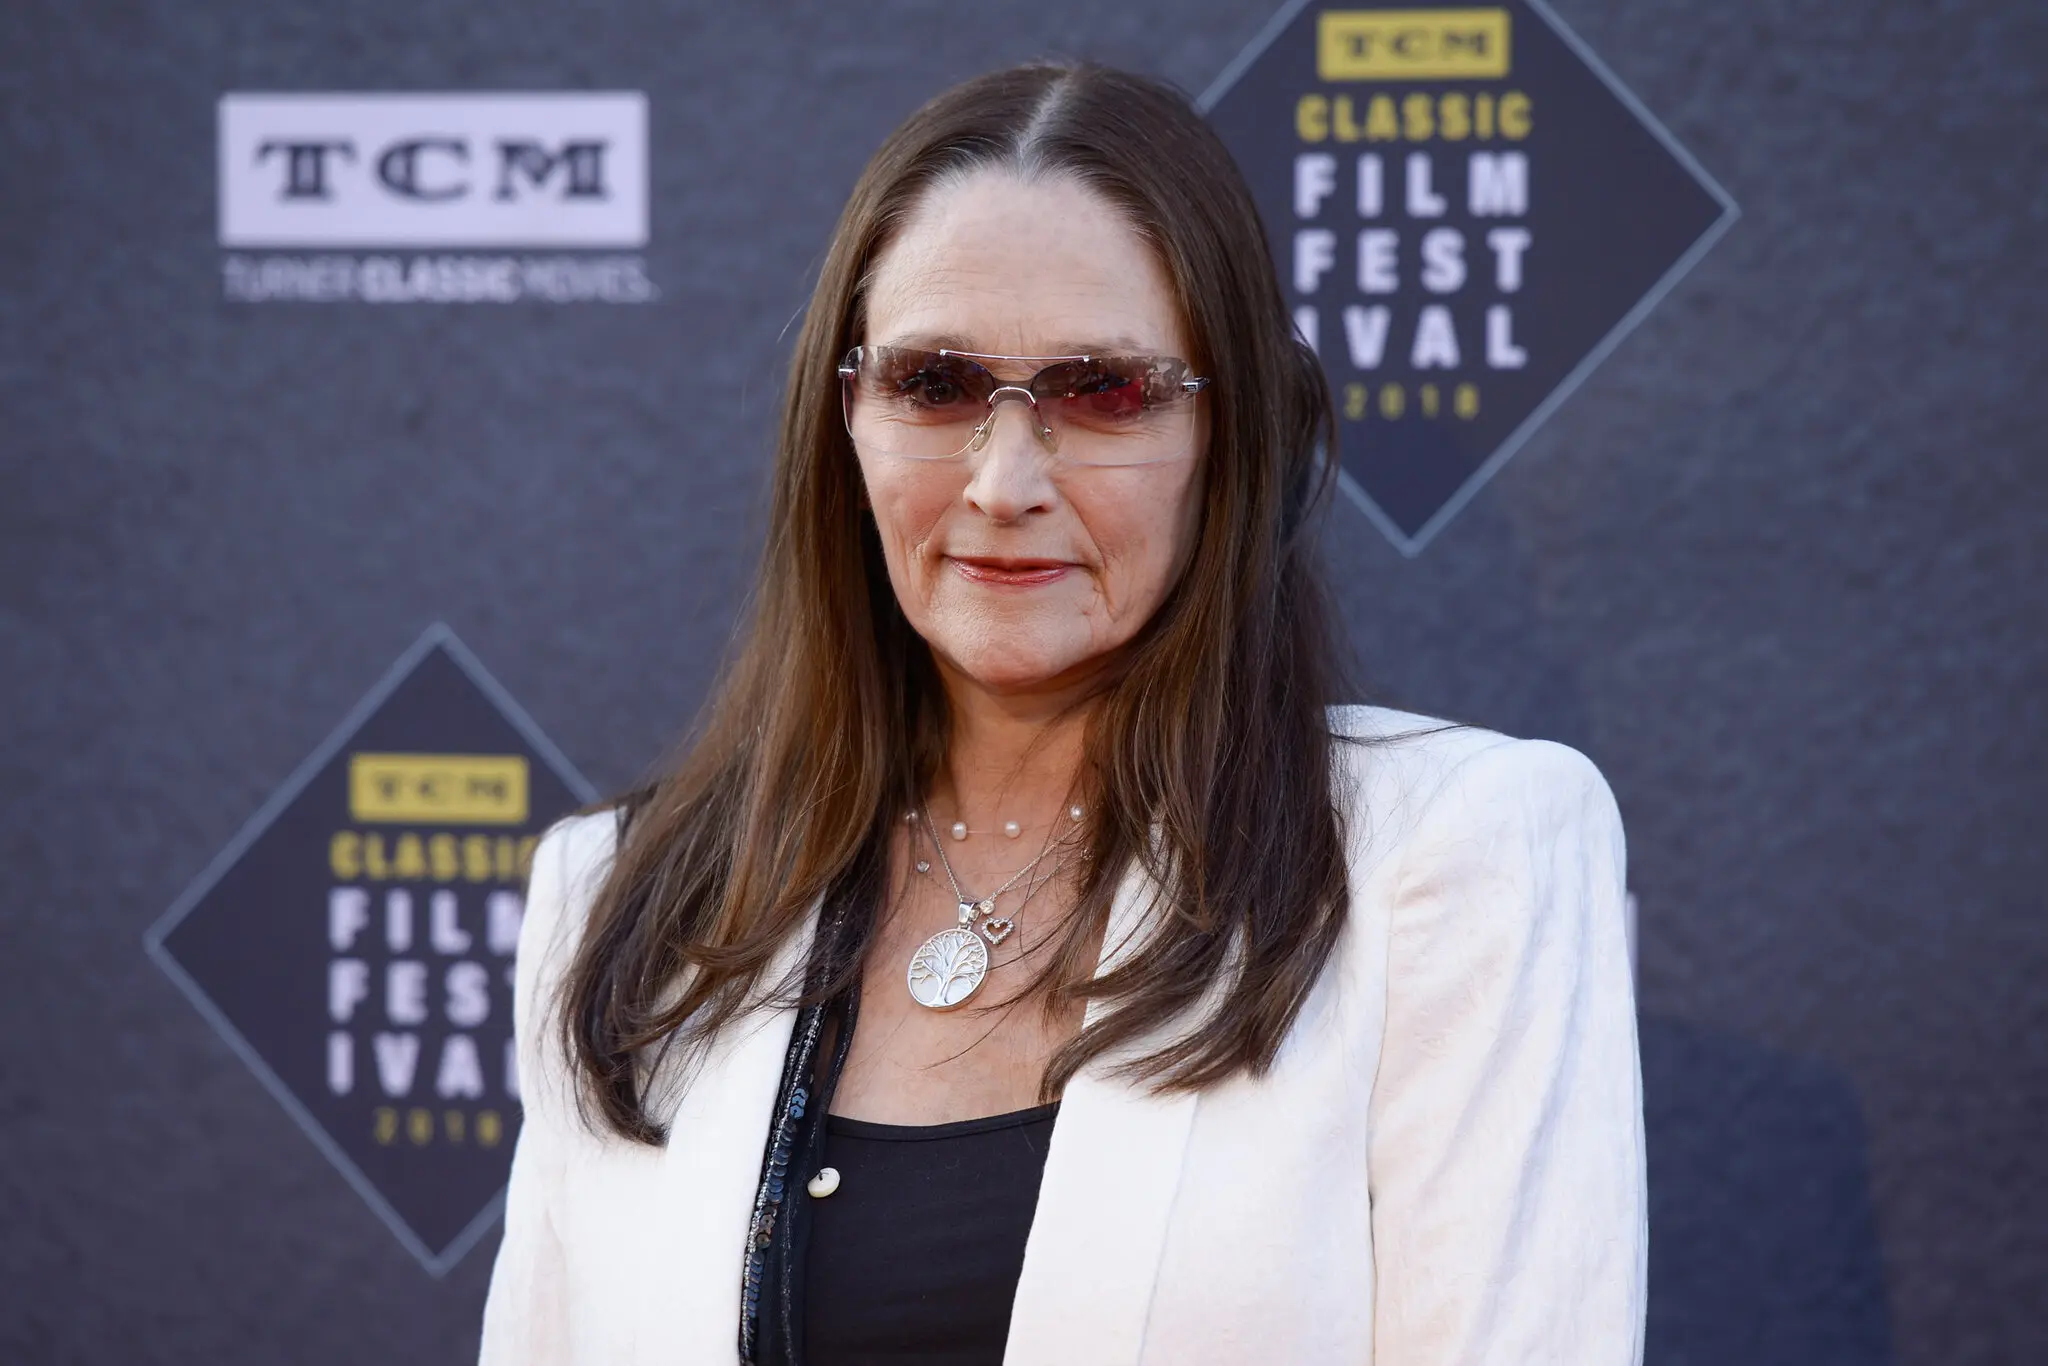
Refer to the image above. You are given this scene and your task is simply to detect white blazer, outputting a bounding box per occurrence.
[480,705,1645,1365]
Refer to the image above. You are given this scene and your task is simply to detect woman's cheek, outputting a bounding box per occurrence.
[1121,468,1202,617]
[1077,511,1162,623]
[866,481,934,584]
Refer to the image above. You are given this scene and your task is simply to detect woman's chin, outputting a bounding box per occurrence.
[933,636,1101,699]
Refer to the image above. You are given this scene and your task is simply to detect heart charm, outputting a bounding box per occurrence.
[979,915,1015,945]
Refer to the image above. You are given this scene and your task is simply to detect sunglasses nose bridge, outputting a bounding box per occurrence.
[969,385,1060,455]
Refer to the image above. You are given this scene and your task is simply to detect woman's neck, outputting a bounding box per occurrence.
[932,670,1092,833]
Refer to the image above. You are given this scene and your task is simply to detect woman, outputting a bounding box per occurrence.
[481,61,1643,1366]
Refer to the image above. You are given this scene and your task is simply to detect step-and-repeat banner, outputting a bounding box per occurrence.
[6,2,2039,1364]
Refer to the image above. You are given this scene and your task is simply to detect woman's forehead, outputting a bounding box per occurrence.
[882,330,1155,358]
[864,169,1189,358]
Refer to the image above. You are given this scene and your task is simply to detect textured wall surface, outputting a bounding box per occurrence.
[2,1,2042,1362]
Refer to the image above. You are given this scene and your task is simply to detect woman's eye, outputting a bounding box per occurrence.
[1066,371,1143,417]
[904,372,963,405]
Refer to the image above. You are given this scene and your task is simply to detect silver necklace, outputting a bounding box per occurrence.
[904,801,1065,1011]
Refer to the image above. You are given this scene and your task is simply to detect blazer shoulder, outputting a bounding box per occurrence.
[1417,732,1620,836]
[1327,702,1611,789]
[511,808,623,1127]
[520,808,624,1006]
[534,807,624,914]
[1325,702,1514,815]
[1325,705,1620,880]
[1327,702,1510,760]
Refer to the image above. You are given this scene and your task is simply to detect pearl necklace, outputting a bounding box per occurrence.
[902,801,1077,1011]
[905,804,1087,843]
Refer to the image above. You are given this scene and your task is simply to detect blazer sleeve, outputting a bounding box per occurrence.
[1366,737,1646,1366]
[478,817,586,1365]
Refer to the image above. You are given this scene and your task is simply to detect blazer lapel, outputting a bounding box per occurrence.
[1004,861,1201,1366]
[638,918,816,1366]
[620,874,1201,1366]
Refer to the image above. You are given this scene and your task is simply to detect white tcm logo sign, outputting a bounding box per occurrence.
[218,92,647,248]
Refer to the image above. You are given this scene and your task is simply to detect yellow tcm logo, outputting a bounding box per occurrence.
[348,753,529,824]
[1318,8,1512,81]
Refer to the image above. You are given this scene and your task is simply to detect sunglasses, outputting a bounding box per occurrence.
[839,345,1209,467]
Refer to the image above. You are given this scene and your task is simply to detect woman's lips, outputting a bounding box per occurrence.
[948,556,1071,588]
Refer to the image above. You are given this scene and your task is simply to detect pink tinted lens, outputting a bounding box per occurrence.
[1041,359,1148,426]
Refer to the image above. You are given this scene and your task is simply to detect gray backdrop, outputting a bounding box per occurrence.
[3,1,2043,1363]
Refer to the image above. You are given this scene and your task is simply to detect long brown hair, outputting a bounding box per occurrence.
[562,61,1353,1144]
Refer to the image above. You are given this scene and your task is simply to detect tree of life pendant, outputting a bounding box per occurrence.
[907,925,990,1010]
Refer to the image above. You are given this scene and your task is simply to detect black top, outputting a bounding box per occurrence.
[804,1103,1061,1365]
[743,905,1062,1366]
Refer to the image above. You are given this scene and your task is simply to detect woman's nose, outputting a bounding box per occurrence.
[962,399,1058,523]
[971,386,1059,456]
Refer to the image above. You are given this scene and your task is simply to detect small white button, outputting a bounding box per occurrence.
[807,1167,841,1198]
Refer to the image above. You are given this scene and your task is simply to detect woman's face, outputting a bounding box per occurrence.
[854,170,1208,701]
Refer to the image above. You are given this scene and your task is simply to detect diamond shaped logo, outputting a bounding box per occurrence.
[1203,0,1738,553]
[144,625,595,1274]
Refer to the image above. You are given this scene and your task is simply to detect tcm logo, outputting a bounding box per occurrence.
[1318,8,1511,81]
[348,754,530,825]
[218,92,647,247]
